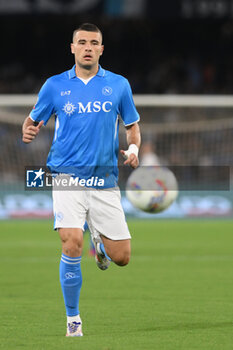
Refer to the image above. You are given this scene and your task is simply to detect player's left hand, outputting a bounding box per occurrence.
[120,150,139,168]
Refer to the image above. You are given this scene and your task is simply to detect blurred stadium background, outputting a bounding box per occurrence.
[0,0,233,219]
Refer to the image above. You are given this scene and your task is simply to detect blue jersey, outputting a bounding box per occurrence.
[30,65,140,187]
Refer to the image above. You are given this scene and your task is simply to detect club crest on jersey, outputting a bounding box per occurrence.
[62,102,76,116]
[102,86,112,96]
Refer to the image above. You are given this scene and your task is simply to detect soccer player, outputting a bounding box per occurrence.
[22,23,141,337]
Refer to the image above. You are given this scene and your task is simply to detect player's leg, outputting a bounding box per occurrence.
[88,187,131,269]
[59,227,83,257]
[100,236,131,266]
[59,228,83,337]
[53,184,87,336]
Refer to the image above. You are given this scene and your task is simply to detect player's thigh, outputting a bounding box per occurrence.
[53,187,87,256]
[101,235,131,264]
[88,188,131,241]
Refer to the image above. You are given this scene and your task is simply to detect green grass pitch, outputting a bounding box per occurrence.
[0,219,233,350]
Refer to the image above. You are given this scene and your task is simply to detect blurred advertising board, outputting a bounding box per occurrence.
[0,191,232,219]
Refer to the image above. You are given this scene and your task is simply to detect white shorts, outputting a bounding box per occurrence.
[52,186,131,241]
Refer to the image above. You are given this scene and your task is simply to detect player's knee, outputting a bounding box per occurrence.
[60,230,83,256]
[114,250,131,266]
[118,256,130,266]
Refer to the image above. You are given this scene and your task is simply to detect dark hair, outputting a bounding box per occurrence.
[72,23,103,42]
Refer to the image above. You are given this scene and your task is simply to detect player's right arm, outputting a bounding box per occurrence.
[22,78,54,143]
[22,117,44,143]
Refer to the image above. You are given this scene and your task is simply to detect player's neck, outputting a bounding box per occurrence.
[75,64,98,79]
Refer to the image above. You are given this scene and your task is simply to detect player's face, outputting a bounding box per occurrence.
[71,30,104,70]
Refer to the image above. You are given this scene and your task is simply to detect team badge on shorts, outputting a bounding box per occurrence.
[56,212,64,222]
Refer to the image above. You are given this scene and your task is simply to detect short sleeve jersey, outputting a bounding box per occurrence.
[30,65,140,187]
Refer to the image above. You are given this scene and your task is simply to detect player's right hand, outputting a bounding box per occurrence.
[22,120,44,143]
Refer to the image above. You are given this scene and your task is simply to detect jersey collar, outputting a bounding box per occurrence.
[68,65,105,79]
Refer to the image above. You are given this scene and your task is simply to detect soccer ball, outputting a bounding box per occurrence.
[126,166,178,213]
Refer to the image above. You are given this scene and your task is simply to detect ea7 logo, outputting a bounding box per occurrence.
[61,90,71,96]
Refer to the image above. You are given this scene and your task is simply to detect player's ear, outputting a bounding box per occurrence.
[70,43,75,54]
[100,45,104,56]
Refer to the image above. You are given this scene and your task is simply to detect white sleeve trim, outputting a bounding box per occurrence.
[123,116,140,127]
[29,114,36,122]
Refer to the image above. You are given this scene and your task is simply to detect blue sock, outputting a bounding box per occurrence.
[100,243,112,261]
[60,254,82,317]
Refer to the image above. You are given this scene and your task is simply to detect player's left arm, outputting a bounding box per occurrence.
[120,122,141,168]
